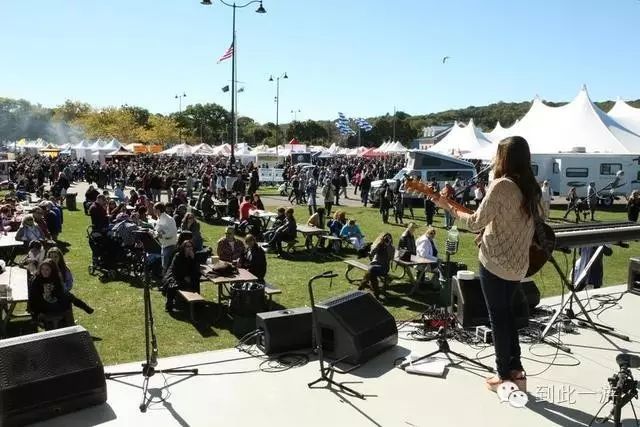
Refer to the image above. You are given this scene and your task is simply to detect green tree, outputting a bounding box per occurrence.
[139,114,180,144]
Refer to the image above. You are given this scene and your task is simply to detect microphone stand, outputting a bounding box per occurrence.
[307,271,365,399]
[401,240,494,373]
[105,250,199,412]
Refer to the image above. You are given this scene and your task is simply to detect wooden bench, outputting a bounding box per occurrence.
[284,239,298,254]
[177,290,206,322]
[263,283,282,309]
[221,216,240,226]
[319,235,342,252]
[343,259,391,291]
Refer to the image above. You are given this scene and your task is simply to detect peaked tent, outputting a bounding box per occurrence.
[106,146,136,157]
[509,87,634,154]
[190,143,217,156]
[159,143,193,156]
[608,99,640,151]
[429,119,492,157]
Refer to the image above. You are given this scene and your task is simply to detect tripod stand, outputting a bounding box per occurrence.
[404,245,493,373]
[307,271,365,399]
[105,257,198,412]
[540,249,629,351]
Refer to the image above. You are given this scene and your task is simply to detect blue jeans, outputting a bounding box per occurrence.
[161,245,176,273]
[444,211,454,228]
[478,264,523,380]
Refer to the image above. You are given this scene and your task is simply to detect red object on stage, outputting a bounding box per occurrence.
[289,138,299,145]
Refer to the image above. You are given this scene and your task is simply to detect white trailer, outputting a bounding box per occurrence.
[531,152,640,206]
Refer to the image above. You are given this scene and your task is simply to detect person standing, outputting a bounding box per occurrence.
[393,188,404,224]
[435,136,539,393]
[423,194,435,226]
[586,182,597,221]
[563,187,580,223]
[441,182,455,229]
[306,178,317,215]
[321,179,335,216]
[154,202,178,273]
[540,180,552,219]
[379,181,391,224]
[627,190,640,222]
[474,181,486,209]
[339,173,349,200]
[360,172,372,207]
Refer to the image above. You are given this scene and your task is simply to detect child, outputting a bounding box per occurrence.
[23,240,45,275]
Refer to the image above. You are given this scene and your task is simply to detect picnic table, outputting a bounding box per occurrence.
[296,225,328,251]
[250,210,277,229]
[0,266,29,337]
[394,254,438,294]
[200,266,258,319]
[0,232,23,264]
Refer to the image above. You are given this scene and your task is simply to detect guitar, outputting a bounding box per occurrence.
[404,179,555,277]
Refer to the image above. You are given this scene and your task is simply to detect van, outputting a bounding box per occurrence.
[368,150,476,205]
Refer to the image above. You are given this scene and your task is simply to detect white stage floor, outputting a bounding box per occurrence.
[32,286,640,427]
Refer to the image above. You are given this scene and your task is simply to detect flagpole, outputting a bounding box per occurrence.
[230,4,236,165]
[234,28,239,153]
[392,105,396,141]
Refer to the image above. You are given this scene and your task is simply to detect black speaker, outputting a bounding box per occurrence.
[628,257,640,296]
[256,307,313,354]
[314,291,397,364]
[451,277,535,329]
[0,326,107,427]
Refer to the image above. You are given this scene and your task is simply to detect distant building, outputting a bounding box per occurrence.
[409,124,454,150]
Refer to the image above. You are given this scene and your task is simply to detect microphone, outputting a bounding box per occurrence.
[616,353,640,369]
[445,239,458,254]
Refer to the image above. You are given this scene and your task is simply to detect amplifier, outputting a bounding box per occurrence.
[315,291,397,364]
[628,257,640,295]
[256,307,313,354]
[0,326,107,427]
[451,277,537,329]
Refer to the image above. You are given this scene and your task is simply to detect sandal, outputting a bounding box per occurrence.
[509,370,527,392]
[485,375,504,392]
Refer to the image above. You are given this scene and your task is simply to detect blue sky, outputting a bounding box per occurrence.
[1,0,639,123]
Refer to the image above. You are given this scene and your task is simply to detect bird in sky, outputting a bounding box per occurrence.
[442,56,451,64]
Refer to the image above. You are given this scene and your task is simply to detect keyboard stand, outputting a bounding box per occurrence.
[540,246,629,351]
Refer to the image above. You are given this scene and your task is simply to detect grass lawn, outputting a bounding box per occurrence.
[45,202,636,365]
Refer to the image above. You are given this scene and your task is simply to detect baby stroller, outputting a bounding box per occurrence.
[87,225,145,281]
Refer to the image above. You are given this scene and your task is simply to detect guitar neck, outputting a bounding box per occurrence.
[405,180,474,214]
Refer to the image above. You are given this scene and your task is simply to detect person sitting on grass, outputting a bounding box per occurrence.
[340,219,366,250]
[28,259,73,330]
[162,240,201,313]
[46,247,94,315]
[242,234,267,283]
[217,226,245,263]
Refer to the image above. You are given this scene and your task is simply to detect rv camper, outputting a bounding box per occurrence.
[369,150,476,205]
[531,152,640,206]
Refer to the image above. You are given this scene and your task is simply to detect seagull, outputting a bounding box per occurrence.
[442,56,451,64]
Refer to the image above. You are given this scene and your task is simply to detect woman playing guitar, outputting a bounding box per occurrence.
[435,136,541,393]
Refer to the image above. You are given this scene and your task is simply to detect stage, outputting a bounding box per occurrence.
[32,285,640,427]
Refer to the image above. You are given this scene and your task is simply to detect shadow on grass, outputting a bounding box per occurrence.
[168,302,220,338]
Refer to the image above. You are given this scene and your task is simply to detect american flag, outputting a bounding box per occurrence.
[217,43,234,63]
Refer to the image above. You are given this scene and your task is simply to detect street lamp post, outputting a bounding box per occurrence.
[269,72,288,146]
[201,0,266,165]
[290,109,301,121]
[175,93,186,143]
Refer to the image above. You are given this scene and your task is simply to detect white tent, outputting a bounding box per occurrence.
[429,119,493,157]
[102,139,123,152]
[510,87,634,154]
[159,143,193,156]
[385,141,408,154]
[190,143,217,156]
[212,143,231,156]
[607,99,640,151]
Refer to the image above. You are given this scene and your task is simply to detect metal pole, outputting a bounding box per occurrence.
[276,77,280,146]
[392,105,396,141]
[230,3,236,164]
[179,97,183,144]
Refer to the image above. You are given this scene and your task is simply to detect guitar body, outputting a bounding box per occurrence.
[404,179,555,277]
[526,222,555,277]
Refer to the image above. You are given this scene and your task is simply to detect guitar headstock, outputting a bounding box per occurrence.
[404,179,438,198]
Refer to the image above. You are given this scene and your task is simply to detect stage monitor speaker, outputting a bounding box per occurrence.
[314,291,397,364]
[451,277,536,329]
[628,257,640,296]
[256,307,313,355]
[0,326,107,427]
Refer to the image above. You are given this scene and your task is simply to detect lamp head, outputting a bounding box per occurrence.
[283,72,288,79]
[201,0,212,5]
[268,75,274,82]
[255,1,266,13]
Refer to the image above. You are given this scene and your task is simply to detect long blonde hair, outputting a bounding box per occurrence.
[371,232,392,251]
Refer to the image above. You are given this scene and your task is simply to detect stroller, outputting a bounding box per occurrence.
[87,224,145,281]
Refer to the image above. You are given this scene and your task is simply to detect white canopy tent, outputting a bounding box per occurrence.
[190,143,217,156]
[159,143,193,156]
[384,141,408,154]
[429,119,493,157]
[607,99,640,151]
[509,87,635,154]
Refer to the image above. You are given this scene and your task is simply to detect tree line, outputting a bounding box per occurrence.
[1,96,638,147]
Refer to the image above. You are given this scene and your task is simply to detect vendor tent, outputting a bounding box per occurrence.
[159,143,193,156]
[608,99,640,151]
[106,146,136,157]
[429,119,492,157]
[190,143,217,156]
